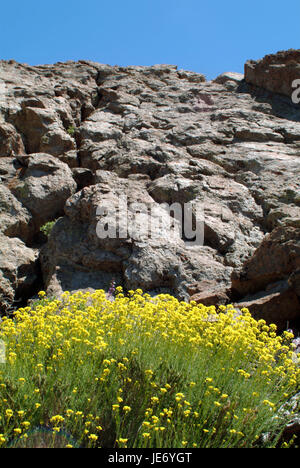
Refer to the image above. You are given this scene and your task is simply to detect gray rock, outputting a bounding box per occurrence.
[0,122,25,157]
[245,49,300,98]
[0,184,34,243]
[232,226,300,297]
[0,53,299,322]
[0,234,38,313]
[41,177,231,300]
[234,280,300,331]
[11,153,76,230]
[214,72,244,85]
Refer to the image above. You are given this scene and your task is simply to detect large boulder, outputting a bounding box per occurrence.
[232,225,300,297]
[40,174,231,300]
[234,280,300,331]
[0,184,34,243]
[188,280,230,306]
[10,153,76,230]
[232,224,300,328]
[0,234,38,313]
[245,49,300,98]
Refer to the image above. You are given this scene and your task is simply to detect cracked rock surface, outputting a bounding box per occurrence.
[0,51,299,327]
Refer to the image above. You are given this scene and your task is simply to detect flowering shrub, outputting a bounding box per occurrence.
[0,288,299,448]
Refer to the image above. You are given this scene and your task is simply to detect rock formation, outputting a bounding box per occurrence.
[245,49,300,98]
[0,50,299,329]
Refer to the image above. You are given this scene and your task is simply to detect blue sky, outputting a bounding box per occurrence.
[1,0,299,79]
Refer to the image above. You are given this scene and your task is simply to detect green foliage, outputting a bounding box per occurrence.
[40,221,56,238]
[67,126,76,137]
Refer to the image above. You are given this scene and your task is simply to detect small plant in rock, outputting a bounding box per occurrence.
[40,221,56,238]
[67,126,76,137]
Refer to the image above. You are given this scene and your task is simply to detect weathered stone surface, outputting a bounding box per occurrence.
[0,122,25,157]
[0,234,38,313]
[0,53,299,320]
[0,184,34,243]
[72,167,94,191]
[231,224,300,328]
[232,226,300,297]
[234,280,300,331]
[214,72,244,85]
[245,49,300,98]
[0,157,21,183]
[41,177,230,299]
[10,153,76,230]
[289,269,300,297]
[188,280,229,306]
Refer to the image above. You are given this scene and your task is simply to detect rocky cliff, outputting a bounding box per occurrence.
[0,50,299,331]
